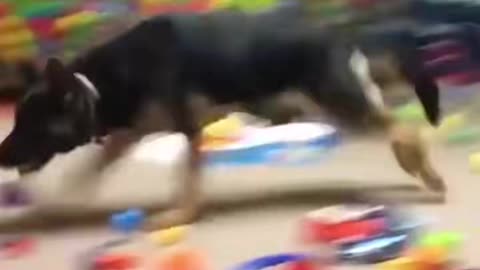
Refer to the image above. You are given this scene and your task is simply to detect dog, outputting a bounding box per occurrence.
[0,7,446,229]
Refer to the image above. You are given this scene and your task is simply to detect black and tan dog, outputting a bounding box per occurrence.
[0,7,445,229]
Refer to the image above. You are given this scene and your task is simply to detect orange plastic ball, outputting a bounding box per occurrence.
[155,248,210,270]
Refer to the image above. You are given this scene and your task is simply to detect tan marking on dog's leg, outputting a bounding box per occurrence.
[389,122,446,192]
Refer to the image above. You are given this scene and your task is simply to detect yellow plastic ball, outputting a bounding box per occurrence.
[469,152,480,174]
[202,116,242,139]
[377,257,418,270]
[148,225,190,246]
[437,113,466,137]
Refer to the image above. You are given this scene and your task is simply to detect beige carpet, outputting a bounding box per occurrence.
[0,138,479,270]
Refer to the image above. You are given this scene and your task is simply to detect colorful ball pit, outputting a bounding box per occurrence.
[0,0,426,66]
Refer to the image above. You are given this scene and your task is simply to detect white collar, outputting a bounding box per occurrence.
[74,73,100,100]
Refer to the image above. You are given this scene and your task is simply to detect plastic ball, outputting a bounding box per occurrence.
[93,253,140,270]
[148,225,190,246]
[155,248,210,270]
[447,127,480,144]
[437,113,466,136]
[2,236,35,259]
[407,246,448,265]
[0,183,31,206]
[0,16,25,32]
[284,261,321,270]
[0,30,35,47]
[377,257,418,270]
[470,152,480,174]
[54,11,100,33]
[110,209,145,233]
[202,116,243,139]
[418,232,464,251]
[393,103,426,123]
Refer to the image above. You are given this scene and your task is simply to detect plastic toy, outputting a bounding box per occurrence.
[20,2,68,19]
[0,183,31,206]
[377,256,419,270]
[386,215,430,234]
[78,238,134,270]
[284,261,321,270]
[202,115,244,140]
[447,127,480,144]
[304,205,387,224]
[0,16,25,32]
[232,253,316,270]
[378,248,448,270]
[93,253,140,270]
[212,0,278,12]
[201,115,245,149]
[407,246,449,265]
[302,218,387,244]
[1,236,35,259]
[138,0,212,16]
[54,11,102,34]
[0,3,10,17]
[437,113,466,137]
[148,225,190,246]
[418,232,464,251]
[110,208,145,233]
[378,237,457,270]
[155,248,210,270]
[0,28,34,47]
[338,232,410,263]
[470,152,480,174]
[393,102,427,123]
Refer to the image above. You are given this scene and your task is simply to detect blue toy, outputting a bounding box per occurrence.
[232,253,314,270]
[110,208,145,233]
[338,232,411,263]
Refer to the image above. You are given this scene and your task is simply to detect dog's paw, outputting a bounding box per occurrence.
[420,169,447,193]
[143,207,200,231]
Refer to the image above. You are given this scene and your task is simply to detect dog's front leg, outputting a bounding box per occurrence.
[143,92,203,231]
[145,134,202,230]
[97,97,202,230]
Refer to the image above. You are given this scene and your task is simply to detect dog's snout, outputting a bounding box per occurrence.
[0,137,18,167]
[0,133,32,168]
[0,134,20,167]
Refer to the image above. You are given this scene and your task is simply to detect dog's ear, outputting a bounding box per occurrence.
[44,58,79,96]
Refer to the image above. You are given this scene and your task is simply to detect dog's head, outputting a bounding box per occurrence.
[0,58,97,172]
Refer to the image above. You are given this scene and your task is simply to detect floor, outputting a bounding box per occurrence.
[0,135,479,270]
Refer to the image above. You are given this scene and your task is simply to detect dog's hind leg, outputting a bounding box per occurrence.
[357,49,446,193]
[351,47,446,193]
[388,121,446,192]
[306,46,446,193]
[391,39,446,192]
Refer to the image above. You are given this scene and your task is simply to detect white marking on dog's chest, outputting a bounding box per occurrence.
[349,49,385,111]
[74,73,100,100]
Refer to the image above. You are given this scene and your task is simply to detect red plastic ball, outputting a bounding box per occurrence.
[93,253,140,270]
[302,218,386,243]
